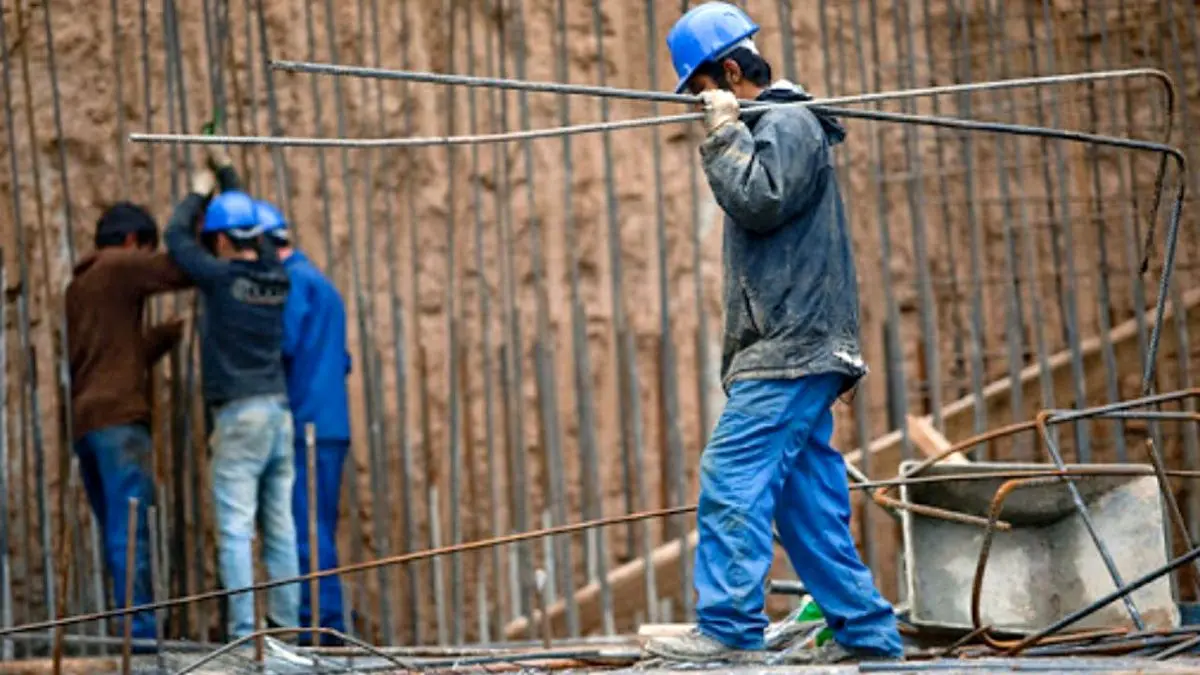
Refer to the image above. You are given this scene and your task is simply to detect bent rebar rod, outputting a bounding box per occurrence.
[271,60,1173,117]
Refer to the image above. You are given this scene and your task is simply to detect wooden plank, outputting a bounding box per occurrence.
[504,290,1200,638]
[907,415,971,465]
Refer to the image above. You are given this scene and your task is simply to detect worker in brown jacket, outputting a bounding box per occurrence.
[66,202,191,644]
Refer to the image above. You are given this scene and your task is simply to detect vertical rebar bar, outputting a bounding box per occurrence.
[918,0,968,403]
[467,0,506,640]
[1101,2,1146,468]
[891,0,944,431]
[1027,0,1091,460]
[0,255,10,661]
[253,0,293,223]
[442,0,466,645]
[494,11,536,630]
[682,8,712,509]
[645,0,689,622]
[148,506,165,672]
[679,0,705,622]
[860,0,911,462]
[431,486,448,645]
[2,3,56,628]
[121,499,138,675]
[980,0,1029,440]
[302,0,337,273]
[307,424,319,647]
[947,1,989,450]
[591,0,658,624]
[240,0,263,196]
[110,0,130,198]
[510,0,576,636]
[395,0,422,644]
[993,1,1057,447]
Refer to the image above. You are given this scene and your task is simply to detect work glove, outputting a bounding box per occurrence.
[190,168,217,197]
[700,89,741,135]
[206,144,234,171]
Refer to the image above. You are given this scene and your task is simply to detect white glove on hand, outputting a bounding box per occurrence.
[700,89,741,135]
[206,145,233,170]
[190,169,217,197]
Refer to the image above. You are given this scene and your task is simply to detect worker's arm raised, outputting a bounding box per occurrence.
[698,99,824,235]
[164,170,229,288]
[205,145,245,193]
[104,249,193,297]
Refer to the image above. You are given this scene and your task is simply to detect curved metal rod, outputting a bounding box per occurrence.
[173,626,416,675]
[270,60,1174,123]
[873,390,1200,519]
[967,477,1129,650]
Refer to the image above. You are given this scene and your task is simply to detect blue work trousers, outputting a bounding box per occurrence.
[694,375,902,656]
[291,438,349,643]
[74,423,156,640]
[211,394,300,639]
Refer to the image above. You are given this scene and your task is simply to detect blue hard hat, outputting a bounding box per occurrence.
[666,2,760,94]
[203,191,259,234]
[254,200,287,232]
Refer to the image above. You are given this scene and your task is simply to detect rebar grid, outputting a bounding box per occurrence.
[6,0,1200,661]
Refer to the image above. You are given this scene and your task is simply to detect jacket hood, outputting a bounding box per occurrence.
[756,79,847,146]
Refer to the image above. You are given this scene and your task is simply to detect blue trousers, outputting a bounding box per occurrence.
[694,375,902,656]
[291,438,349,642]
[74,424,156,640]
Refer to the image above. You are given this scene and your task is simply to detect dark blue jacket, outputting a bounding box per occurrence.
[282,251,352,442]
[164,194,290,407]
[700,81,866,393]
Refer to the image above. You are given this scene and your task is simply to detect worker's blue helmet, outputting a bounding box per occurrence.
[203,191,260,235]
[254,199,291,244]
[666,2,760,94]
[254,200,287,232]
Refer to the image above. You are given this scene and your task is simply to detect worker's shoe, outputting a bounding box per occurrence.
[644,628,761,663]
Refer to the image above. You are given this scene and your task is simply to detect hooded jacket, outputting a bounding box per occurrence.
[699,81,866,393]
[66,249,190,439]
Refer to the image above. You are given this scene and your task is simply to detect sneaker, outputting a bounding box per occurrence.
[644,628,757,663]
[778,640,903,665]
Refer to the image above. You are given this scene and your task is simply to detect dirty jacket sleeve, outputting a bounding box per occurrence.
[164,193,230,288]
[698,113,824,235]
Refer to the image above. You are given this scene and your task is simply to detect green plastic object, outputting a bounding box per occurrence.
[794,596,834,648]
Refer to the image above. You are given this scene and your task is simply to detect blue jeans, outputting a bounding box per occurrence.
[694,375,902,656]
[292,439,349,642]
[210,395,300,639]
[74,424,156,640]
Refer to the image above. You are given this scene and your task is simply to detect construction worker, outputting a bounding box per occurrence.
[66,203,190,645]
[164,151,299,640]
[255,199,353,644]
[647,2,902,664]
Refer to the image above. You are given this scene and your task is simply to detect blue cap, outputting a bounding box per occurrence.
[254,200,287,232]
[666,2,760,94]
[202,191,259,234]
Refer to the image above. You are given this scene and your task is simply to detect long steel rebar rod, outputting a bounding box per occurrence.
[270,61,1172,113]
[9,453,1200,640]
